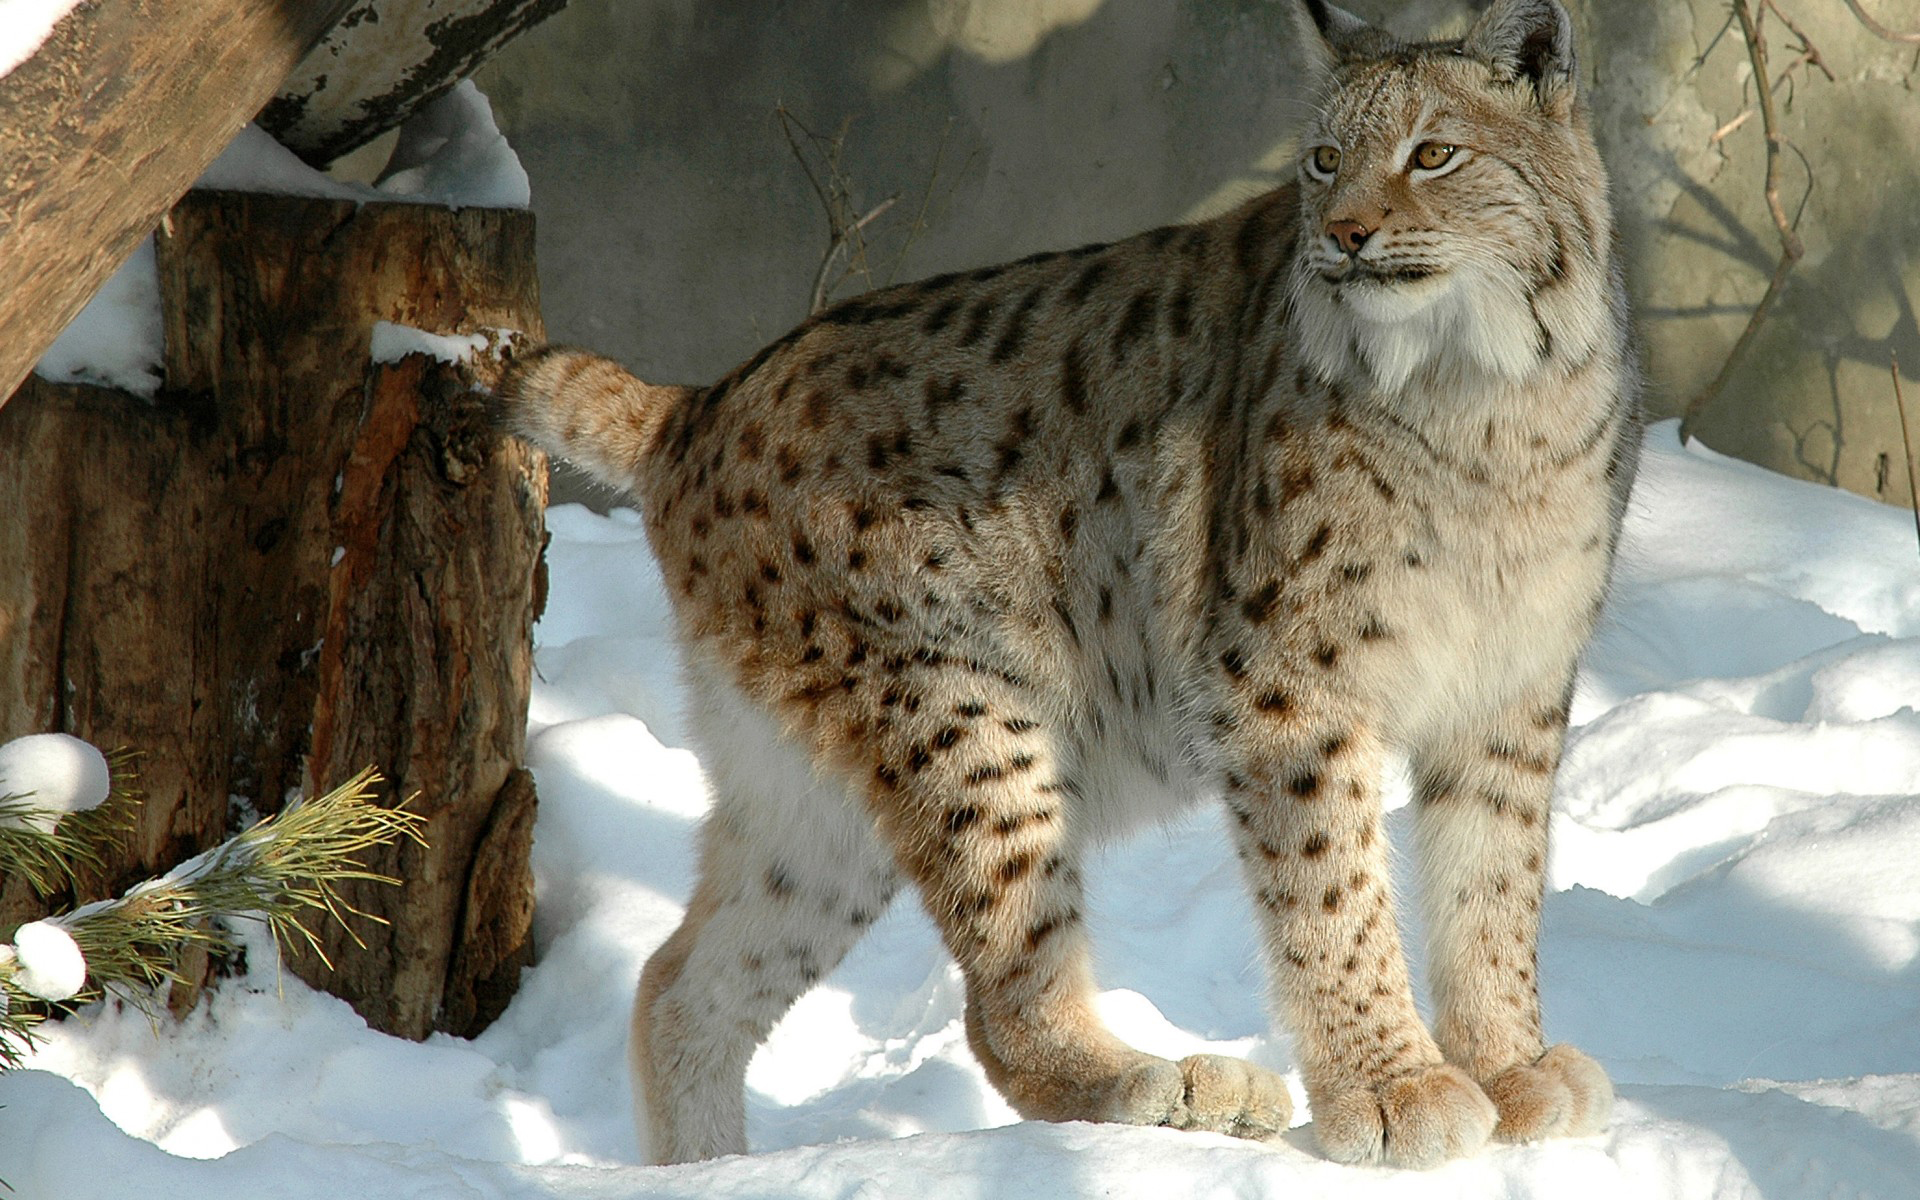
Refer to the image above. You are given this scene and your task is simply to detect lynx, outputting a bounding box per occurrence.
[499,0,1637,1169]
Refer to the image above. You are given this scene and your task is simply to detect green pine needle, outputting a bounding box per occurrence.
[0,747,140,895]
[2,765,427,1066]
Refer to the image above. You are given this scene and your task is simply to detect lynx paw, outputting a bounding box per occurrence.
[1312,1063,1497,1169]
[1100,1053,1293,1140]
[1483,1044,1613,1142]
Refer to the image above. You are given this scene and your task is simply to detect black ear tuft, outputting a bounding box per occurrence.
[1465,0,1576,97]
[1290,0,1381,82]
[1299,0,1375,44]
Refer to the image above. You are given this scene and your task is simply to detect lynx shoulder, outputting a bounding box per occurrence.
[500,0,1636,1169]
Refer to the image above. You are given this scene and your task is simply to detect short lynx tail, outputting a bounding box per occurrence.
[495,344,694,490]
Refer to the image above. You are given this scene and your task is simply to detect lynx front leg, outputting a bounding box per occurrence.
[873,680,1290,1141]
[1411,700,1612,1143]
[1226,725,1495,1168]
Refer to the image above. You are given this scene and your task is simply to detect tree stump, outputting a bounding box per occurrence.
[0,188,547,1040]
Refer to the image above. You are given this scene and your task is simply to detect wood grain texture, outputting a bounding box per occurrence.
[0,0,358,405]
[0,189,548,1039]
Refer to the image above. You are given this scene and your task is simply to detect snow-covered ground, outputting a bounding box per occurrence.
[5,422,1918,1198]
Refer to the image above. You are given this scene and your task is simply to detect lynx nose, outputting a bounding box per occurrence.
[1326,219,1374,255]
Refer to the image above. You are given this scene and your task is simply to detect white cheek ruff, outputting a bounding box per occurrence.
[1293,259,1543,391]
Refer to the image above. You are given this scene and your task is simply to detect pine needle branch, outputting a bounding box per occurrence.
[2,766,425,1064]
[0,748,140,895]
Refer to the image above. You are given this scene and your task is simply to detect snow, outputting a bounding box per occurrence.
[31,81,528,399]
[32,237,165,399]
[8,920,86,1002]
[0,731,112,831]
[193,82,528,210]
[5,420,1919,1198]
[369,321,493,367]
[0,0,79,79]
[373,81,532,210]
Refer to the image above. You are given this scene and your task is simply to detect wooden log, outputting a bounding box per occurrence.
[0,0,357,407]
[263,0,568,167]
[0,378,231,908]
[0,189,548,1039]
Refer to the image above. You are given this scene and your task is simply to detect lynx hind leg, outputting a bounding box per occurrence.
[634,675,899,1165]
[857,665,1291,1142]
[1412,711,1613,1143]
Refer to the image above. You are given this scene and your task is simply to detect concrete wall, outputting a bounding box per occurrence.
[474,0,1920,509]
[1571,0,1920,507]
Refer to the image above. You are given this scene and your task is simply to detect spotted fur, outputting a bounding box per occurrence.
[500,0,1633,1169]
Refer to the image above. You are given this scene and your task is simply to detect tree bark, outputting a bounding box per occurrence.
[0,189,548,1040]
[0,0,358,408]
[263,0,569,167]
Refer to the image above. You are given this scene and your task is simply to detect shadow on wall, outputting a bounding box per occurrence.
[1575,0,1920,507]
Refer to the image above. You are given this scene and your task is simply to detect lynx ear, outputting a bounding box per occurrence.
[1289,1,1375,82]
[1464,0,1577,98]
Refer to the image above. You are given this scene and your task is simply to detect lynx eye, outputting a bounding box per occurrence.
[1308,145,1342,178]
[1412,142,1457,172]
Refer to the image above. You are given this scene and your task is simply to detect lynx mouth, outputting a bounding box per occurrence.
[1323,263,1445,287]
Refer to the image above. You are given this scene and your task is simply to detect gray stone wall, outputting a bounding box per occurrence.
[475,0,1920,508]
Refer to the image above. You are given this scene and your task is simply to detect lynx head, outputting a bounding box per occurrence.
[1286,0,1616,395]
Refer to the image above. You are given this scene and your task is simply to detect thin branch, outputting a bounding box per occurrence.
[1763,0,1835,80]
[1691,6,1740,72]
[1893,353,1920,562]
[1842,0,1920,43]
[810,195,899,315]
[780,105,971,315]
[1707,0,1832,148]
[775,106,836,230]
[1708,50,1817,144]
[779,106,899,315]
[1710,108,1755,143]
[888,115,959,288]
[1680,0,1809,441]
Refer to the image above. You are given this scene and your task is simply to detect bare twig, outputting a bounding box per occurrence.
[1764,0,1835,80]
[810,195,899,315]
[776,107,906,314]
[775,107,838,230]
[778,105,969,316]
[888,116,959,288]
[1691,6,1740,72]
[1707,47,1822,144]
[1679,0,1810,441]
[1892,353,1920,561]
[1709,107,1755,144]
[1842,0,1920,44]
